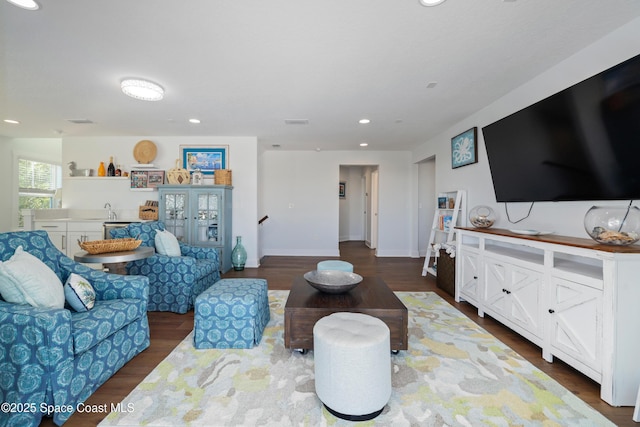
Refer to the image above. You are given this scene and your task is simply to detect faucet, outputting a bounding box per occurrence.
[104,203,117,221]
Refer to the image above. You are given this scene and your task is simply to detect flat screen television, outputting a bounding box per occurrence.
[482,53,640,202]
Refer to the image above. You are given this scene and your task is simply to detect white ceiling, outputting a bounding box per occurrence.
[1,0,639,151]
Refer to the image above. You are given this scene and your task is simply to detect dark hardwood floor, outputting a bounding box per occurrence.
[42,241,635,426]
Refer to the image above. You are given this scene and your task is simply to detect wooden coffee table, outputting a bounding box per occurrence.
[284,275,408,352]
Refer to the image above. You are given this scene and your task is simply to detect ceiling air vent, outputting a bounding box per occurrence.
[284,119,309,125]
[66,119,94,124]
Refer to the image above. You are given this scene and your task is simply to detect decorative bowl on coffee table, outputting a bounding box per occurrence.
[303,270,363,294]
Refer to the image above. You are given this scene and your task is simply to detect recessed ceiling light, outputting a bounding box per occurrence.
[66,118,93,124]
[5,0,39,10]
[284,119,309,125]
[121,78,164,101]
[3,119,20,124]
[189,118,201,124]
[419,0,446,6]
[426,82,438,89]
[359,119,371,124]
[360,142,369,147]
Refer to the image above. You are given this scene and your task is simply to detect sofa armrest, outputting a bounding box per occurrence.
[180,244,220,262]
[59,256,149,302]
[0,302,74,424]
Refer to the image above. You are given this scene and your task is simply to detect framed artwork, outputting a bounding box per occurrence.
[180,145,228,176]
[147,170,165,188]
[130,170,148,189]
[130,169,165,190]
[339,182,346,199]
[451,127,478,169]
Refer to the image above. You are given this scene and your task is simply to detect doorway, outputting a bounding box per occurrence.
[338,165,379,253]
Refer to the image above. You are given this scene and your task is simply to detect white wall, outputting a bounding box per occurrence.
[412,17,640,240]
[417,158,435,256]
[260,150,412,257]
[61,136,260,267]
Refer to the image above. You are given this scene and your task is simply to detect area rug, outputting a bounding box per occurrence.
[99,291,613,427]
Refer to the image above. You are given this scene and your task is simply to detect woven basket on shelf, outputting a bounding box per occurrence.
[139,205,159,220]
[79,238,142,254]
[214,169,232,185]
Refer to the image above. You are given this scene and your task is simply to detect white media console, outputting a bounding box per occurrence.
[455,227,640,406]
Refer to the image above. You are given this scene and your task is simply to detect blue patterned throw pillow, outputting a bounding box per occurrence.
[64,273,96,312]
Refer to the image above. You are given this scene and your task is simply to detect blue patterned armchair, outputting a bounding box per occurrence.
[0,230,150,427]
[110,221,220,314]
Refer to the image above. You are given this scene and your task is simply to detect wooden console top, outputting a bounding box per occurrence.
[456,227,640,254]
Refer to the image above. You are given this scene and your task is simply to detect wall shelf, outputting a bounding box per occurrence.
[63,176,129,180]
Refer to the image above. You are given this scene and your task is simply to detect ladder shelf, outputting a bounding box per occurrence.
[422,190,466,276]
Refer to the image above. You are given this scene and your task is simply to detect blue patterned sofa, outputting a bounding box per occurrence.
[110,221,220,314]
[0,230,150,427]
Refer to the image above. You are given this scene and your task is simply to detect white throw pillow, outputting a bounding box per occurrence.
[0,246,65,309]
[154,229,181,257]
[64,273,96,312]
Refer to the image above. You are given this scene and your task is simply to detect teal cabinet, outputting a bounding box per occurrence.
[158,185,233,273]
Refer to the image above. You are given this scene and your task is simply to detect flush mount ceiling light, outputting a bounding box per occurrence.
[359,119,371,124]
[188,118,201,124]
[5,0,39,10]
[419,0,446,6]
[120,78,164,101]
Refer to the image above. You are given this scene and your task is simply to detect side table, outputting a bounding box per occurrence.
[74,246,155,275]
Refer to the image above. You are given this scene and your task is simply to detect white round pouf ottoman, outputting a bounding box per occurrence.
[313,312,391,421]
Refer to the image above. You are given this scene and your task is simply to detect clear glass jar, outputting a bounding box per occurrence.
[469,205,496,228]
[584,205,640,245]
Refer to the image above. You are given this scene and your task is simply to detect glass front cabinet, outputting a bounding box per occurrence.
[158,185,233,273]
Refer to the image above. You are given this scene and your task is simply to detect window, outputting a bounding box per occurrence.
[18,158,62,227]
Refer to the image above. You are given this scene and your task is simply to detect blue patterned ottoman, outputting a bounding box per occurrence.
[194,278,270,349]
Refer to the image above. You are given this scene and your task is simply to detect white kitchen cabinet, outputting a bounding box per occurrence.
[34,220,103,268]
[455,227,640,406]
[67,221,104,258]
[34,221,67,253]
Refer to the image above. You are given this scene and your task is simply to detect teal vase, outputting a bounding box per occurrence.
[231,236,247,271]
